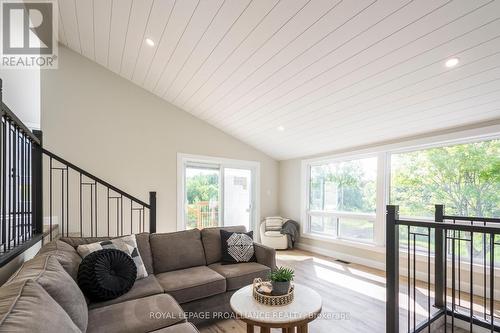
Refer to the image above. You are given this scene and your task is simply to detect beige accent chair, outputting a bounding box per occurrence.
[259,217,288,250]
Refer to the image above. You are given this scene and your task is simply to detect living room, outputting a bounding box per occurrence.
[0,0,499,332]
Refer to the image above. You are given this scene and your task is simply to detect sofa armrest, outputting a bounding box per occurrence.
[254,242,276,270]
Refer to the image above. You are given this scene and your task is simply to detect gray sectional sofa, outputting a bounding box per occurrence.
[0,226,276,333]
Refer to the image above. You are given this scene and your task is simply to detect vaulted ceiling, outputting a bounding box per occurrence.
[58,0,500,160]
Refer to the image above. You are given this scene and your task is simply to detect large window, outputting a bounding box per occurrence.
[390,139,500,219]
[179,154,259,231]
[302,136,500,249]
[307,157,377,243]
[390,139,500,264]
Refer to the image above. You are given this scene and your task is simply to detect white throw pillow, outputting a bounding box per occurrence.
[76,234,148,280]
[265,217,283,231]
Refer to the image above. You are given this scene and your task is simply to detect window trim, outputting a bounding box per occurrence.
[301,123,500,249]
[302,152,382,245]
[177,153,260,232]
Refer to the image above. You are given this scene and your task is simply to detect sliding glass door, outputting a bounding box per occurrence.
[223,168,252,229]
[181,156,257,231]
[185,165,220,230]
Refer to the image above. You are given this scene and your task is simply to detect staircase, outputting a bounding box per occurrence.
[0,79,156,267]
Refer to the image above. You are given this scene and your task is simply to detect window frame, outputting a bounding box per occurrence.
[177,153,260,232]
[301,124,500,250]
[302,152,386,246]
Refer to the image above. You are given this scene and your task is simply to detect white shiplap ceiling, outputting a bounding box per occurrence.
[58,0,500,160]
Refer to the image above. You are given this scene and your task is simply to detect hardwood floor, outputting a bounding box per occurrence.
[197,250,491,333]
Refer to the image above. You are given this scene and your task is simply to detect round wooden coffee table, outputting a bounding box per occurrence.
[230,283,322,333]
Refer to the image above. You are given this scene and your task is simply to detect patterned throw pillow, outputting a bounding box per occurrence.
[76,234,148,279]
[220,230,256,264]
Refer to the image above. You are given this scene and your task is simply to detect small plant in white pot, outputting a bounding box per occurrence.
[269,266,294,296]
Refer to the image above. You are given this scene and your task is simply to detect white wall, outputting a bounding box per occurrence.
[41,46,279,233]
[0,68,41,128]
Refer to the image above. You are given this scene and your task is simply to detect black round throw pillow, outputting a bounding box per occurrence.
[77,249,137,302]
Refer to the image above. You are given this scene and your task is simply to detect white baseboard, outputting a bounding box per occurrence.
[295,242,385,270]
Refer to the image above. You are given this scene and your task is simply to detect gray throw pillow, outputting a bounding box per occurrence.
[0,279,81,333]
[6,255,88,332]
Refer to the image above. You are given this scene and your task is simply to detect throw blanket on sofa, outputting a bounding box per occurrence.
[280,220,300,249]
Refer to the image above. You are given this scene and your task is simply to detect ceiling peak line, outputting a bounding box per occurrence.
[223,16,500,133]
[175,0,282,109]
[159,0,228,98]
[188,0,314,116]
[151,0,201,93]
[208,0,494,125]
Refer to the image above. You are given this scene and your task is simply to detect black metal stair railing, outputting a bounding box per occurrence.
[41,148,156,241]
[0,86,43,265]
[0,78,156,266]
[386,204,500,333]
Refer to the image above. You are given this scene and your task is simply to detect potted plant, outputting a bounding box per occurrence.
[269,266,294,296]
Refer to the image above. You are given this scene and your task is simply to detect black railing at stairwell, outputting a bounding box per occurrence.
[386,205,500,333]
[41,148,156,240]
[0,78,156,267]
[0,80,43,266]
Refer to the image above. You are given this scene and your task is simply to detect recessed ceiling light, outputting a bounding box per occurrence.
[145,38,155,47]
[445,57,459,68]
[277,125,285,132]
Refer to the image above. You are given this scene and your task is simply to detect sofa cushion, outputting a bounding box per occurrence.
[264,217,283,231]
[151,323,200,333]
[39,239,79,253]
[0,280,80,332]
[156,266,226,304]
[5,255,88,331]
[89,275,163,309]
[87,294,185,333]
[201,226,246,265]
[208,262,271,290]
[37,241,82,280]
[61,232,154,275]
[135,233,154,274]
[150,229,206,273]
